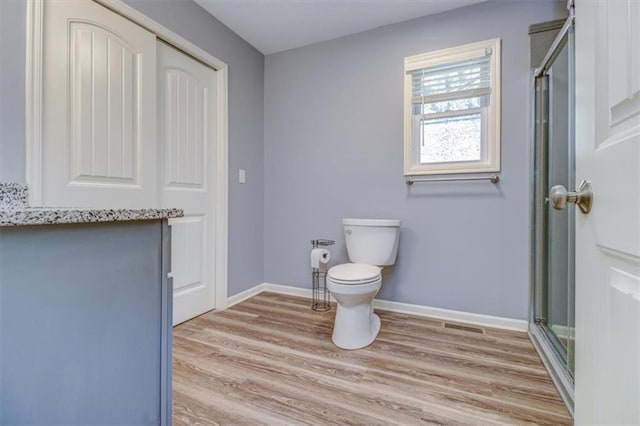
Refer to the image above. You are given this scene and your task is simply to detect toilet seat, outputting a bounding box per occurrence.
[327,263,381,285]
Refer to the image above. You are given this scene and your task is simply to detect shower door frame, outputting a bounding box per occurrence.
[528,9,575,416]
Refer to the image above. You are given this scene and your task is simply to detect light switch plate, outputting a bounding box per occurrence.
[239,169,246,184]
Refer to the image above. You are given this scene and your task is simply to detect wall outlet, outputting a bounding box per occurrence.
[239,169,246,184]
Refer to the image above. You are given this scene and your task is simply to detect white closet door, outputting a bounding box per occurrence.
[157,42,217,325]
[41,0,157,208]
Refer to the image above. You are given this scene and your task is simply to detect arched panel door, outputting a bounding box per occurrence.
[42,0,157,208]
[158,41,217,325]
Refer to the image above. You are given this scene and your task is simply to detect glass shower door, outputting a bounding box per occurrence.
[533,19,575,382]
[544,32,575,376]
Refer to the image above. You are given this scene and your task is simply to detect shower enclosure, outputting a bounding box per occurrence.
[530,12,575,414]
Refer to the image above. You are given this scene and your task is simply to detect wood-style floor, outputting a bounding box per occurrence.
[172,292,572,425]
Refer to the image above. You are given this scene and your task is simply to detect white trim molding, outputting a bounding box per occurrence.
[25,0,44,206]
[227,283,268,308]
[229,283,528,332]
[95,0,228,71]
[227,283,332,308]
[213,66,229,310]
[263,283,319,299]
[372,298,527,332]
[25,0,230,312]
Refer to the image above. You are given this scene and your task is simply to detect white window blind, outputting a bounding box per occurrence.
[403,39,501,176]
[410,54,492,104]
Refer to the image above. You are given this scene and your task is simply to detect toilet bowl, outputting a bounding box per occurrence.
[327,219,400,350]
[327,263,382,349]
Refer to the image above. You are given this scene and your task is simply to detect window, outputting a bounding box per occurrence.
[404,39,501,175]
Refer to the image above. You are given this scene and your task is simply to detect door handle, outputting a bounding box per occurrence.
[549,180,593,214]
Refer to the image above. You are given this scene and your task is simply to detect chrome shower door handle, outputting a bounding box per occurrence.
[549,180,593,214]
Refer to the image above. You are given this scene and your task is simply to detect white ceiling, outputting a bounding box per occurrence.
[194,0,487,55]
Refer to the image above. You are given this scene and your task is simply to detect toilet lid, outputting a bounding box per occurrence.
[328,263,381,282]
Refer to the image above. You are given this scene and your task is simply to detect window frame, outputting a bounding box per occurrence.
[404,38,501,176]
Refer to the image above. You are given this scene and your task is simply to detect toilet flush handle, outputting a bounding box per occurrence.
[345,229,352,235]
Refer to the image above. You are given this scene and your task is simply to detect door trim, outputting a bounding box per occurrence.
[25,0,44,206]
[25,0,229,310]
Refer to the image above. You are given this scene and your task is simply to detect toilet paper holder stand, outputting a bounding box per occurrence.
[311,239,335,312]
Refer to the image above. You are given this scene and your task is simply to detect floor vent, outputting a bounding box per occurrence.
[443,322,485,334]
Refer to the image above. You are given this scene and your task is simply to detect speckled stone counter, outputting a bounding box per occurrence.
[0,183,29,209]
[0,183,183,226]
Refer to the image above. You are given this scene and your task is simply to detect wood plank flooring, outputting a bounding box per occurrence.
[172,292,572,425]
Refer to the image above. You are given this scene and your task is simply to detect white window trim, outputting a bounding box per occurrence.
[404,38,501,176]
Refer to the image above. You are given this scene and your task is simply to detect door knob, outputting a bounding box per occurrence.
[549,180,593,214]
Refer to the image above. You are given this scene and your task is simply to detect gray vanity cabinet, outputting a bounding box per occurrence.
[0,220,172,425]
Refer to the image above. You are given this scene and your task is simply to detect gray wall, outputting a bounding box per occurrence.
[264,0,566,320]
[0,0,26,183]
[1,0,568,317]
[0,0,265,296]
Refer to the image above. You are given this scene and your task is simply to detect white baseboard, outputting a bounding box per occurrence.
[373,299,528,332]
[226,282,318,308]
[226,283,267,308]
[262,282,312,298]
[227,282,528,332]
[262,282,338,302]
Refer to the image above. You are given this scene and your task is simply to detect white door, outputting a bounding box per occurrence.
[157,42,217,325]
[574,0,640,423]
[38,1,222,325]
[41,0,157,208]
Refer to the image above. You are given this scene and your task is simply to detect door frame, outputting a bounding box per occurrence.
[25,0,229,310]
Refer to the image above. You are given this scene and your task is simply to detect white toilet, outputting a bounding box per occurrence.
[327,218,401,350]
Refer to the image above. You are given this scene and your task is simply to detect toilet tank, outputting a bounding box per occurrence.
[343,218,401,266]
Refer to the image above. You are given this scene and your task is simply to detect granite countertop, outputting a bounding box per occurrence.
[0,183,183,227]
